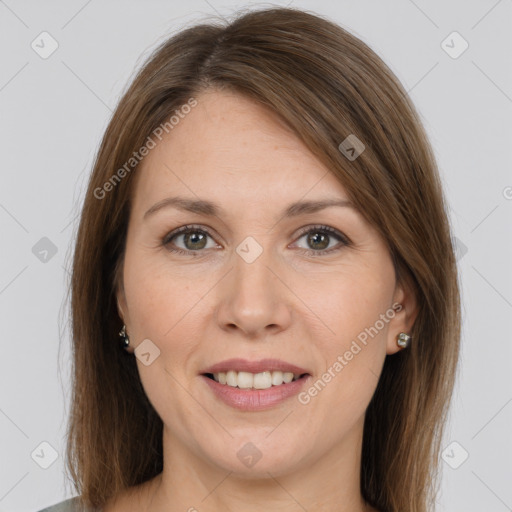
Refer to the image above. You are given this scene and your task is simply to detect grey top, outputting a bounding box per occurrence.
[37,496,100,512]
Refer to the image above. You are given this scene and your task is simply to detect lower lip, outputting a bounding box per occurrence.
[200,374,311,411]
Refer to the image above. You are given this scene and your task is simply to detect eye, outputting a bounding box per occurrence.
[162,224,350,257]
[162,225,218,255]
[291,225,350,256]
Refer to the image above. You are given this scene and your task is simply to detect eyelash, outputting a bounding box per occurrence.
[161,224,351,257]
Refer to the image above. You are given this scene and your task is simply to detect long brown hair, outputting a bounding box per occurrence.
[67,7,461,511]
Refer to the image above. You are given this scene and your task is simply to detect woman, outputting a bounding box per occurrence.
[39,6,460,512]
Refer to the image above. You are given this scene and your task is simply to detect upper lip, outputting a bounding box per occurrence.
[200,358,311,376]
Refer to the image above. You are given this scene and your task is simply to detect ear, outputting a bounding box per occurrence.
[116,287,128,323]
[114,259,129,324]
[386,273,419,355]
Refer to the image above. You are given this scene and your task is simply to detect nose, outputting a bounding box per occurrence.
[214,244,292,339]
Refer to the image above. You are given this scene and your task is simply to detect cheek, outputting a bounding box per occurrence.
[300,263,393,403]
[306,261,394,343]
[122,247,204,338]
[122,253,205,422]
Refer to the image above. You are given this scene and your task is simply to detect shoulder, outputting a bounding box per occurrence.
[37,496,101,512]
[38,475,160,512]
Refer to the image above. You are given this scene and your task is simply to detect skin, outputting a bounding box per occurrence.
[106,89,417,512]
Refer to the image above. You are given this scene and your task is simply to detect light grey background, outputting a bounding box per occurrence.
[1,1,511,511]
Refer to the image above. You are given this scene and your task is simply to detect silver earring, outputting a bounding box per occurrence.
[119,324,130,350]
[397,332,411,349]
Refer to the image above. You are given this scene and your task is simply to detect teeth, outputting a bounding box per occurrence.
[254,371,272,389]
[237,371,254,389]
[226,370,238,387]
[211,370,301,389]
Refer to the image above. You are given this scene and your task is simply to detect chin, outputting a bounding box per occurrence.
[216,454,302,480]
[199,435,310,479]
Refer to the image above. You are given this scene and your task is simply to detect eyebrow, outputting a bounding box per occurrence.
[143,196,355,221]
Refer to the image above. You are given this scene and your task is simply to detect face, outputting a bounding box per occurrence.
[116,89,415,478]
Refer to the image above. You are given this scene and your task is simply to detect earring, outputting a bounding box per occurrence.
[397,332,411,349]
[119,324,130,350]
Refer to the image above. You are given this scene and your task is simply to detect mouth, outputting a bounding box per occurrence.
[199,357,312,389]
[202,370,309,390]
[199,358,312,411]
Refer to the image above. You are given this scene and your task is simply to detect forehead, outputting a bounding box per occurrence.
[132,89,349,212]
